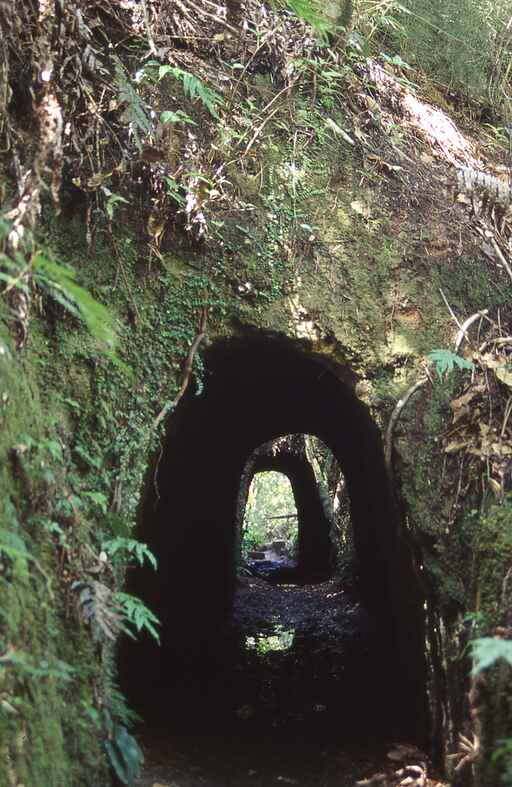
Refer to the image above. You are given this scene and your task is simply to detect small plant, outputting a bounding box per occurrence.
[102,537,157,570]
[72,579,123,643]
[428,348,474,378]
[116,591,160,643]
[155,63,222,118]
[492,738,512,787]
[114,59,151,150]
[104,710,144,786]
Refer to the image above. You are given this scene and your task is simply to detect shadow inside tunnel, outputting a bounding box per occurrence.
[118,333,429,748]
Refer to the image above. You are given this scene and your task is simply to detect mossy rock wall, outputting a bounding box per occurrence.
[1,5,512,784]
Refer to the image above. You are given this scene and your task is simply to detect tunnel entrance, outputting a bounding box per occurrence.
[119,334,429,753]
[241,470,301,578]
[238,433,339,584]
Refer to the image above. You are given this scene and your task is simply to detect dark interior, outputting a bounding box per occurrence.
[119,333,429,743]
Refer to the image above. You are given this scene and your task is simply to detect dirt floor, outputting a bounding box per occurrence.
[134,577,446,787]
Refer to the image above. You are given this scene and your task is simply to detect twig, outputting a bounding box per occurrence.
[500,396,512,439]
[226,27,280,111]
[153,306,208,429]
[385,377,429,480]
[479,336,512,352]
[490,237,512,284]
[141,0,157,55]
[454,310,489,352]
[242,104,285,158]
[107,226,141,323]
[439,287,463,331]
[185,0,240,35]
[231,83,296,161]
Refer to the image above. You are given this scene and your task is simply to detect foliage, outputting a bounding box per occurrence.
[104,711,144,786]
[102,537,158,570]
[242,471,298,556]
[114,59,151,150]
[471,637,512,674]
[471,638,512,784]
[371,0,512,107]
[72,580,122,644]
[155,64,223,118]
[0,526,33,578]
[33,253,119,354]
[284,0,333,37]
[0,218,119,357]
[428,348,474,378]
[116,592,161,644]
[493,738,512,786]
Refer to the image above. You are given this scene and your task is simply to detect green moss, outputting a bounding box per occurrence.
[2,42,511,786]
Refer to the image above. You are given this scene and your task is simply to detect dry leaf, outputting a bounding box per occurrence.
[450,390,477,415]
[351,200,371,218]
[489,478,502,497]
[444,439,469,454]
[495,365,512,387]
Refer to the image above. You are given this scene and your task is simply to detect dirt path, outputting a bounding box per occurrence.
[134,579,446,787]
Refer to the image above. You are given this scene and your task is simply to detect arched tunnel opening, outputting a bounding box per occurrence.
[239,442,335,583]
[119,334,429,751]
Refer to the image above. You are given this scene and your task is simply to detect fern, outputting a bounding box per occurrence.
[104,712,144,786]
[114,59,151,150]
[157,64,222,118]
[0,527,32,577]
[102,537,157,570]
[32,252,118,355]
[116,592,160,643]
[428,348,474,378]
[72,579,122,643]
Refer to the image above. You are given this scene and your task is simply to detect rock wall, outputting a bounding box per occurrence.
[1,3,512,784]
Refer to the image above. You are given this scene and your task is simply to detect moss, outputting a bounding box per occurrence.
[2,40,511,786]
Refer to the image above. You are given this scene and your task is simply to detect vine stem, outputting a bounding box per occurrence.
[153,306,208,429]
[385,376,429,482]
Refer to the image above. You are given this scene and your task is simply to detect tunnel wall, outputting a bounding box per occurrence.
[120,335,429,740]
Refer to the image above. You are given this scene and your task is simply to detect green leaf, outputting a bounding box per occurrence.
[160,109,196,126]
[105,739,130,785]
[116,592,161,643]
[285,0,332,37]
[428,348,474,378]
[471,637,512,674]
[0,527,33,575]
[105,193,130,220]
[164,177,185,206]
[158,64,174,80]
[83,491,109,515]
[102,537,157,570]
[115,725,143,777]
[32,253,118,355]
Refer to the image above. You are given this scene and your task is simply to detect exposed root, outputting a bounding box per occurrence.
[385,377,429,482]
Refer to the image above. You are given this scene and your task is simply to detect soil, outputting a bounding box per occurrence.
[134,575,445,787]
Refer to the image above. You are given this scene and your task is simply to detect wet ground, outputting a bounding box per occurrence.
[134,577,446,787]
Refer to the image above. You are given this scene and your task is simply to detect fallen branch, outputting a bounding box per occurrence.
[385,377,429,481]
[454,309,489,353]
[153,306,208,429]
[490,237,512,285]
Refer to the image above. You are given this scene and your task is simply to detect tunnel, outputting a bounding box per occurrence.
[243,450,333,580]
[119,333,429,744]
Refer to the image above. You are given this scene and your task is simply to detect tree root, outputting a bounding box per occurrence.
[385,376,429,482]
